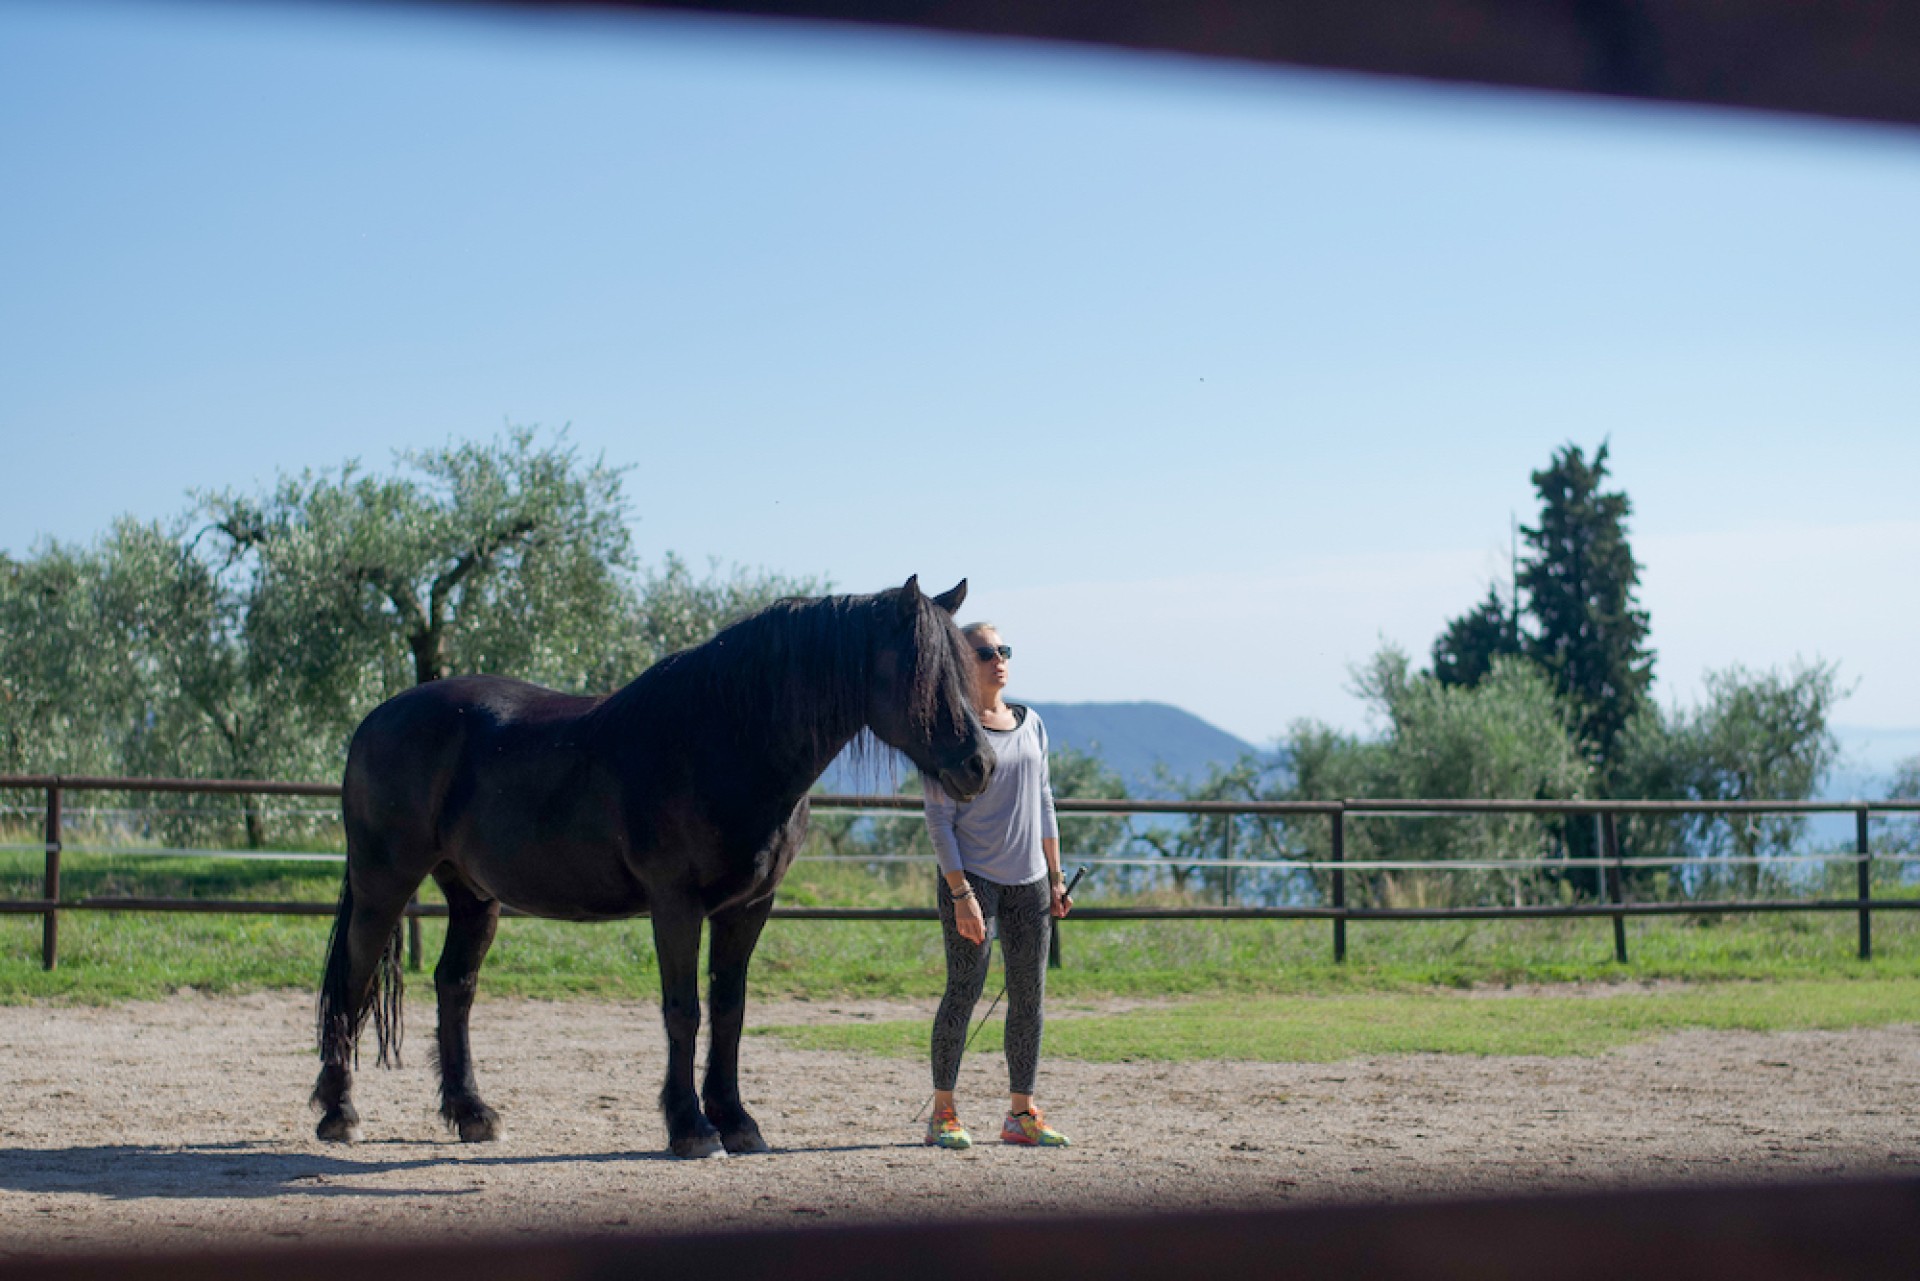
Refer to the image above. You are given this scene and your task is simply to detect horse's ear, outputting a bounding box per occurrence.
[898,574,921,620]
[931,579,967,615]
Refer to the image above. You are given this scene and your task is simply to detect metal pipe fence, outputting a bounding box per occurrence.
[4,774,1919,972]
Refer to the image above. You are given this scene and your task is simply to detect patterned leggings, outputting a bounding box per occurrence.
[932,874,1051,1095]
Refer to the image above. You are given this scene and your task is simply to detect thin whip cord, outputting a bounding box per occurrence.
[913,866,1087,1124]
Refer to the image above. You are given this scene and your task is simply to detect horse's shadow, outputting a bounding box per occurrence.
[0,1142,674,1201]
[0,1139,921,1201]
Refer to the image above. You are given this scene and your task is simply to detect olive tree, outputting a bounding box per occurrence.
[1617,661,1844,897]
[1129,752,1291,902]
[0,544,130,776]
[1276,646,1591,908]
[202,427,636,698]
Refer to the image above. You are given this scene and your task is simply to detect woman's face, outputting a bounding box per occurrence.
[968,627,1010,701]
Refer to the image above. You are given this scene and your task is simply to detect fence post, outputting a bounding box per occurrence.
[1591,813,1606,900]
[1331,806,1347,964]
[1856,807,1872,962]
[1222,813,1235,907]
[408,897,424,972]
[1602,810,1627,964]
[42,784,63,971]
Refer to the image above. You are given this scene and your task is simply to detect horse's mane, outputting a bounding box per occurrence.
[610,586,971,778]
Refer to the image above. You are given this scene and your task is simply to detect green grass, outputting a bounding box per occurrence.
[754,979,1920,1062]
[6,846,1920,1007]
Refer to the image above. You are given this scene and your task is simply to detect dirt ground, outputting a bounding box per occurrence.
[2,990,1918,1260]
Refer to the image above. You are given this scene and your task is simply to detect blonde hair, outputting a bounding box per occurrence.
[960,621,998,643]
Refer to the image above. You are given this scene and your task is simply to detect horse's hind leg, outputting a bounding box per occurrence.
[703,893,774,1154]
[312,870,416,1143]
[431,865,504,1142]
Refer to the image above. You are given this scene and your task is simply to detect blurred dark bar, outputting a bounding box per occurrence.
[500,0,1920,130]
[4,1175,1918,1280]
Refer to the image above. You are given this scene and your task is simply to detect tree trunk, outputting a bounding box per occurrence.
[410,628,447,685]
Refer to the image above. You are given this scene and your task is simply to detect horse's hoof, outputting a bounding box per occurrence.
[458,1112,503,1143]
[721,1127,770,1155]
[315,1111,362,1144]
[671,1131,727,1160]
[443,1098,502,1143]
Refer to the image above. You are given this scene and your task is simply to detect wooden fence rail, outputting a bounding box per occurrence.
[4,774,1919,972]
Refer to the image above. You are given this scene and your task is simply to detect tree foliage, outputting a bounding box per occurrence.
[1407,440,1856,902]
[1047,746,1135,867]
[1518,441,1654,773]
[1280,647,1592,907]
[1614,661,1844,895]
[1352,648,1593,806]
[0,545,127,775]
[1883,755,1920,858]
[1431,585,1522,689]
[0,429,816,842]
[1146,646,1595,910]
[100,518,336,783]
[1130,751,1291,900]
[202,428,637,693]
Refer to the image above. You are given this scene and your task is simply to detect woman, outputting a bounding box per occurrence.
[921,622,1074,1149]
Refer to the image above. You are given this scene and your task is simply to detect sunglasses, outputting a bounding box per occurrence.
[973,644,1013,663]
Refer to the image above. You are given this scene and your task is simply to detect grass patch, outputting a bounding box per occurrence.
[754,978,1920,1062]
[6,845,1920,1005]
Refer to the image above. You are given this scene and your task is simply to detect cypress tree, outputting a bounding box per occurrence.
[1518,441,1654,777]
[1432,585,1523,689]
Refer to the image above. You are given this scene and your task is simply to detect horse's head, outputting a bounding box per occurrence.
[866,575,995,802]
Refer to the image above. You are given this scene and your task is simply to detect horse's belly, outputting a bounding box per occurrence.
[499,886,649,923]
[465,846,649,922]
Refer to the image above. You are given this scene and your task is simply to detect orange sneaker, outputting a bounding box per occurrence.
[1001,1106,1070,1147]
[925,1105,972,1150]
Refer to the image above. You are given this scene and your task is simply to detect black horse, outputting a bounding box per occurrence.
[311,576,992,1158]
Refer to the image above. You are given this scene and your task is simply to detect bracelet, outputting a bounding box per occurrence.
[950,884,975,902]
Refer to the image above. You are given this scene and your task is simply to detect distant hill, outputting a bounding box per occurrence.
[1026,701,1260,797]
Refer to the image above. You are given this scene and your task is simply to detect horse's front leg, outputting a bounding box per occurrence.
[703,892,775,1154]
[651,898,724,1158]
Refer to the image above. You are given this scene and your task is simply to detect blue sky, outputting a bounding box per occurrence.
[4,0,1918,762]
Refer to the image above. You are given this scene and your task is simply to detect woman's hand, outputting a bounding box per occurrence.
[1050,882,1072,919]
[955,893,987,944]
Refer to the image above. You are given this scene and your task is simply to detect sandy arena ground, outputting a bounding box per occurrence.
[2,990,1918,1259]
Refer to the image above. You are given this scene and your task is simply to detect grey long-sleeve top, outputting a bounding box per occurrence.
[921,703,1060,886]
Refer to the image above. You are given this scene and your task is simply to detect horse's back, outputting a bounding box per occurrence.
[342,677,608,863]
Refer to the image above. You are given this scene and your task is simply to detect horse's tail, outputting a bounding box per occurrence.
[315,870,406,1072]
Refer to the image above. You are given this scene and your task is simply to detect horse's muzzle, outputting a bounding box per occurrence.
[936,750,995,803]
